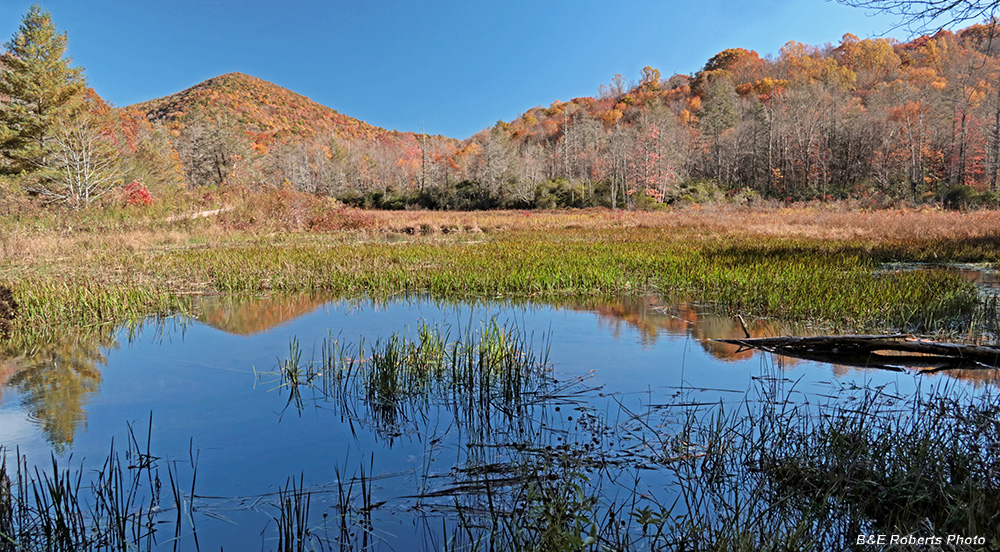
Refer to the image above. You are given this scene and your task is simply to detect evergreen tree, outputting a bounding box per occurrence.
[0,4,85,178]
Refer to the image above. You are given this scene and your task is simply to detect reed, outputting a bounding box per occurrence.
[607,378,1000,550]
[277,337,306,413]
[0,419,163,551]
[273,475,313,552]
[263,318,551,435]
[427,376,1000,551]
[762,387,1000,543]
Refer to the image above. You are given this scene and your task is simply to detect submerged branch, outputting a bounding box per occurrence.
[715,334,1000,371]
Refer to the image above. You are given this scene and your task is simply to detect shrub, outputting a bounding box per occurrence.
[122,180,154,207]
[942,184,980,210]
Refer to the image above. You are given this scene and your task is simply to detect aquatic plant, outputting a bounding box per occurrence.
[272,475,314,552]
[263,318,551,435]
[0,417,162,551]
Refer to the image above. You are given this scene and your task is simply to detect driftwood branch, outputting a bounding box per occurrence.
[714,335,1000,372]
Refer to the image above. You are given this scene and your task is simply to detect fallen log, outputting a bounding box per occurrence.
[714,334,1000,371]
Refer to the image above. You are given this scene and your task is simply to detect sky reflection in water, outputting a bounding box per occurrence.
[0,294,996,549]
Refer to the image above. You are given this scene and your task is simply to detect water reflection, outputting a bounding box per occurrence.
[2,293,999,550]
[0,328,112,450]
[1,292,998,449]
[882,263,1000,296]
[958,266,1000,293]
[568,296,806,362]
[193,293,335,335]
[565,296,1000,386]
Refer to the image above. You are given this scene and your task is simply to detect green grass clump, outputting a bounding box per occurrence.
[13,278,185,326]
[263,319,551,434]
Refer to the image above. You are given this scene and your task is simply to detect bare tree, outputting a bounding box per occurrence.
[563,111,605,200]
[30,108,122,209]
[607,123,634,209]
[838,0,999,32]
[512,143,545,205]
[478,127,515,202]
[177,117,241,188]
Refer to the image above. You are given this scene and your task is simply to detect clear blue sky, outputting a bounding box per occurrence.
[2,1,910,139]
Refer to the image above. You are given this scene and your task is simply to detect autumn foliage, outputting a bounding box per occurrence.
[122,179,154,207]
[110,25,1000,210]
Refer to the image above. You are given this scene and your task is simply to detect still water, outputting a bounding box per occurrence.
[1,294,996,550]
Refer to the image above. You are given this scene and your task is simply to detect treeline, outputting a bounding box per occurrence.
[5,4,1000,211]
[173,26,1000,210]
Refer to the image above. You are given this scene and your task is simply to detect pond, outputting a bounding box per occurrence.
[1,293,998,550]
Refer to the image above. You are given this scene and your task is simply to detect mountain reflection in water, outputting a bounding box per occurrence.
[194,293,336,335]
[1,292,997,449]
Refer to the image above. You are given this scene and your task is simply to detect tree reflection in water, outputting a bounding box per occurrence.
[2,292,997,449]
[1,327,113,450]
[576,295,1000,386]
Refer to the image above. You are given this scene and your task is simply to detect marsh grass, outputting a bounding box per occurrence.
[0,417,163,551]
[261,318,551,434]
[761,385,1000,545]
[272,475,314,552]
[153,233,981,334]
[4,207,998,346]
[274,337,307,414]
[427,376,1000,551]
[7,278,189,350]
[330,457,377,550]
[616,378,1000,551]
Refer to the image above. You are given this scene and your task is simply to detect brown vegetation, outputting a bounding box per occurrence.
[0,285,18,340]
[6,186,1000,256]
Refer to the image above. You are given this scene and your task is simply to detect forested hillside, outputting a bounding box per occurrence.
[128,26,1000,210]
[430,26,1000,209]
[5,3,1000,211]
[127,72,462,206]
[480,26,1000,209]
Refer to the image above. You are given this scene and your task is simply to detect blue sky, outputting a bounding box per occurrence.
[2,1,910,139]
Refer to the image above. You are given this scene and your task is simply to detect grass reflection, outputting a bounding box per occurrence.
[259,318,552,437]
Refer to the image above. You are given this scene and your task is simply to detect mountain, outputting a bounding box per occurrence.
[125,73,413,190]
[117,24,1000,209]
[129,72,385,143]
[124,72,460,195]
